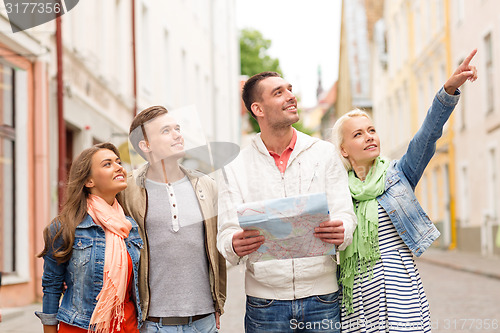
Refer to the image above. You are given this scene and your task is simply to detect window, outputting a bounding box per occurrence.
[432,167,439,220]
[459,165,469,225]
[0,62,29,283]
[456,58,466,130]
[442,164,451,246]
[163,29,171,105]
[418,83,425,125]
[400,10,408,63]
[425,1,432,42]
[114,0,123,92]
[428,74,434,107]
[413,4,421,54]
[402,82,409,141]
[420,175,428,212]
[440,64,447,88]
[456,0,465,24]
[484,33,494,113]
[440,64,450,132]
[388,98,394,152]
[181,49,187,105]
[98,0,108,76]
[141,4,151,93]
[488,148,497,218]
[195,64,200,113]
[65,127,75,173]
[0,64,15,275]
[436,0,444,30]
[396,92,403,146]
[393,16,401,70]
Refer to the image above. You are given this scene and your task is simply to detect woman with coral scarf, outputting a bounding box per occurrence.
[36,143,143,333]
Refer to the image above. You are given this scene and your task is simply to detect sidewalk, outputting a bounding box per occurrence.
[0,265,247,333]
[416,247,500,280]
[1,248,499,333]
[0,302,41,333]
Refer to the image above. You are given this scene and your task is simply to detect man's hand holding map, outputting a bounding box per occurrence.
[237,192,336,262]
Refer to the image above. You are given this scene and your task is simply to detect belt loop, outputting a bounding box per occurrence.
[188,316,193,326]
[159,317,163,327]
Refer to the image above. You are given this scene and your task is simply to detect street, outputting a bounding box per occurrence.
[416,260,500,333]
[219,264,246,332]
[219,259,500,333]
[1,254,499,332]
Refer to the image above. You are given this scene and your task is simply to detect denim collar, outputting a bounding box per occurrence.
[75,214,97,229]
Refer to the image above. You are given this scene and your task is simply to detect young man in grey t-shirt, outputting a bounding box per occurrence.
[122,106,226,333]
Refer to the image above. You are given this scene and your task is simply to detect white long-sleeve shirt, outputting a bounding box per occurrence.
[217,130,357,300]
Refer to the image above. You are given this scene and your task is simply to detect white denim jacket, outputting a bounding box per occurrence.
[217,130,357,300]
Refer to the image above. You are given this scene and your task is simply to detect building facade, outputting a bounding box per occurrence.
[373,0,456,249]
[369,0,500,255]
[0,9,52,307]
[450,0,500,255]
[0,0,240,308]
[335,0,383,118]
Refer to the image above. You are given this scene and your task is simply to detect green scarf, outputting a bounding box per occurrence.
[339,156,390,314]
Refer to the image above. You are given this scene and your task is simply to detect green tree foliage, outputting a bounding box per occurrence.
[239,28,312,135]
[240,28,282,77]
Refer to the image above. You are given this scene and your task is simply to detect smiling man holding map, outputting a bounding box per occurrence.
[217,72,357,332]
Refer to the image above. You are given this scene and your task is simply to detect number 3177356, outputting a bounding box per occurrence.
[5,2,62,14]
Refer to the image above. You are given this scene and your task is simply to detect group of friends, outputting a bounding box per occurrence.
[35,49,477,333]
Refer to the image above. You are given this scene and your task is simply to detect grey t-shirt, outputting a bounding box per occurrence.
[145,176,214,317]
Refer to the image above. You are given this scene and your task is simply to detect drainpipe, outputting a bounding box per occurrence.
[444,0,457,250]
[132,0,137,116]
[56,15,66,211]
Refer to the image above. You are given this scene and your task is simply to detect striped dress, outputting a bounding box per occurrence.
[340,204,432,332]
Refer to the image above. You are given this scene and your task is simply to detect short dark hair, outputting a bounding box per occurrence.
[129,105,169,160]
[242,71,281,119]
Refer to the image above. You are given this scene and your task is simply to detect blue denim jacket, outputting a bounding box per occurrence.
[377,87,459,257]
[35,214,143,329]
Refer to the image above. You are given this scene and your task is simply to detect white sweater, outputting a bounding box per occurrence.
[217,131,357,300]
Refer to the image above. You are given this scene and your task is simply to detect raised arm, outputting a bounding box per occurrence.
[400,49,478,188]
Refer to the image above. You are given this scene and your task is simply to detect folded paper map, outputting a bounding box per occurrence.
[237,192,335,262]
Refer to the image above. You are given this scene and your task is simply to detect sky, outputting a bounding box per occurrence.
[236,0,342,108]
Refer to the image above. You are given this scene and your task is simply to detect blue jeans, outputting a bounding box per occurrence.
[139,313,217,333]
[245,291,340,333]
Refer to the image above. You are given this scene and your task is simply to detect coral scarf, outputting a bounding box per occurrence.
[87,194,132,333]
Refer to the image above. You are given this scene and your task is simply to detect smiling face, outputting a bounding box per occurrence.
[340,115,381,171]
[85,149,127,203]
[252,76,299,129]
[140,113,185,162]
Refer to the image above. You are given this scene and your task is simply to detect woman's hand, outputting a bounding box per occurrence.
[43,324,58,333]
[444,49,478,95]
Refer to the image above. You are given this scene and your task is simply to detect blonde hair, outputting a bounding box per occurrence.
[331,109,372,171]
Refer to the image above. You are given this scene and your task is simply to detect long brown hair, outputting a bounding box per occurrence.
[38,143,122,263]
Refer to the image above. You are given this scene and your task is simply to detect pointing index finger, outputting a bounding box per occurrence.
[462,48,477,67]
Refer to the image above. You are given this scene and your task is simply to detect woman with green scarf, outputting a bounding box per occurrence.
[331,49,477,332]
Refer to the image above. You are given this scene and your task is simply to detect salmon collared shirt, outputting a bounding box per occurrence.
[268,129,297,174]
